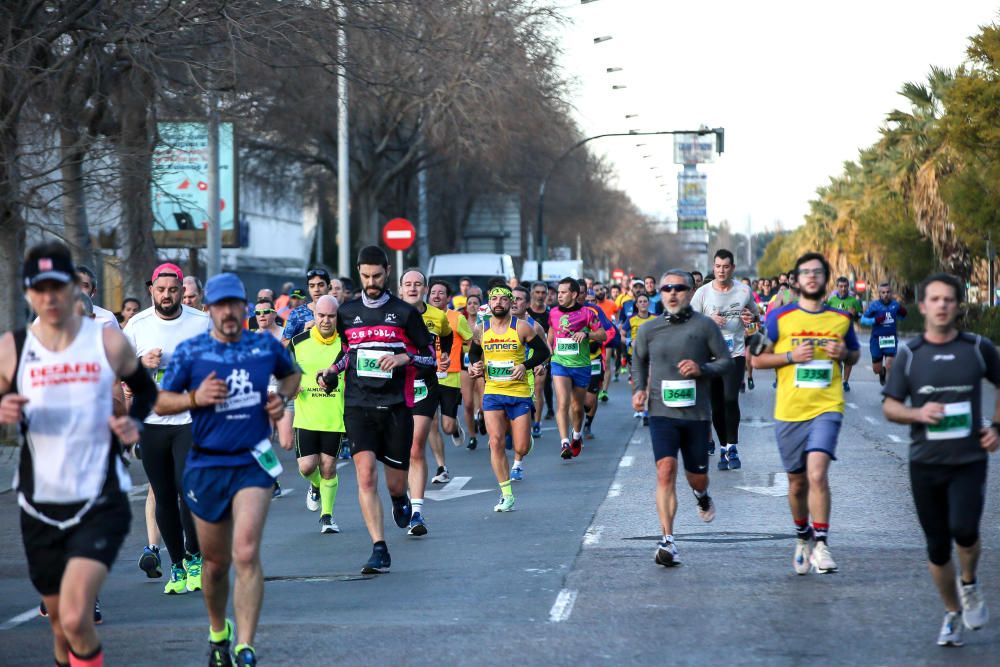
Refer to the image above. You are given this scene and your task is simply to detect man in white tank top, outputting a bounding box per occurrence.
[0,241,158,667]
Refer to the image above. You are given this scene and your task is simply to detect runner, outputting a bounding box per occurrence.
[627,294,657,424]
[428,279,473,481]
[461,292,485,450]
[527,281,554,428]
[123,262,210,594]
[156,272,301,667]
[183,276,204,311]
[691,271,704,290]
[509,285,549,479]
[643,276,661,312]
[398,269,453,536]
[253,298,284,340]
[826,276,862,391]
[594,283,619,399]
[631,269,731,566]
[882,272,999,647]
[1,241,157,667]
[286,295,345,534]
[690,249,758,469]
[468,285,550,509]
[861,282,906,386]
[317,246,435,573]
[751,252,860,576]
[74,265,120,329]
[578,279,616,439]
[120,298,141,326]
[548,277,606,459]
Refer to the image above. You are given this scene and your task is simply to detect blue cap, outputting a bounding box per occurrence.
[204,273,247,305]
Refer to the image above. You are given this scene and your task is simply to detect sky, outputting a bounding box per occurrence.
[557,0,999,235]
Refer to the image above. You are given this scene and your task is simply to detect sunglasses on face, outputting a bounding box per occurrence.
[660,284,690,294]
[255,309,275,315]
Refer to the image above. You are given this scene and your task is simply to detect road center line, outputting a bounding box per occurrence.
[619,456,634,468]
[583,525,604,546]
[864,416,879,425]
[549,589,578,623]
[0,607,40,631]
[888,434,904,443]
[846,402,858,410]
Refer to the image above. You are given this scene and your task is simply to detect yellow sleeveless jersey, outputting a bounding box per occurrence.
[482,316,531,398]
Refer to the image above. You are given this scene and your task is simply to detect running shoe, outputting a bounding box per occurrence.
[707,440,715,456]
[772,380,777,389]
[93,598,102,625]
[339,443,351,459]
[793,537,813,575]
[879,368,887,386]
[319,514,340,534]
[272,481,283,499]
[451,423,465,448]
[505,434,513,451]
[642,416,649,427]
[810,541,838,574]
[467,436,478,451]
[306,484,320,512]
[937,611,964,647]
[727,446,742,470]
[598,390,609,403]
[632,411,641,419]
[185,553,203,592]
[739,381,746,394]
[494,495,516,512]
[842,381,851,392]
[717,450,730,471]
[234,644,256,666]
[612,373,619,383]
[560,442,573,460]
[165,563,188,594]
[209,619,235,667]
[583,424,593,440]
[476,410,487,435]
[570,435,583,457]
[532,422,542,438]
[747,378,755,390]
[510,466,523,482]
[545,410,555,420]
[361,544,391,574]
[960,580,989,630]
[139,544,162,579]
[654,539,680,567]
[407,512,428,536]
[695,492,716,523]
[431,466,451,484]
[391,496,412,528]
[39,600,47,617]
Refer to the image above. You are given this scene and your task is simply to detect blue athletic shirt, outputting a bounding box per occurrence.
[861,300,906,338]
[281,304,314,341]
[161,332,297,468]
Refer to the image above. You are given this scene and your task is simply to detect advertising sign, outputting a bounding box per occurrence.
[673,133,716,165]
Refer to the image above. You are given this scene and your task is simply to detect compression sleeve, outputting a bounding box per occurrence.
[439,330,454,354]
[123,364,158,423]
[523,335,550,370]
[468,341,484,365]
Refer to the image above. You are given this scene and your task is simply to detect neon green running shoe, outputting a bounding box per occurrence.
[164,563,188,595]
[185,553,203,592]
[493,494,515,512]
[209,618,234,666]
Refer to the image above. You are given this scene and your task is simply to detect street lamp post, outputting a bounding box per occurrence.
[534,128,724,279]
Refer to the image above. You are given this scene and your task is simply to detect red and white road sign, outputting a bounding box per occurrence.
[383,218,416,251]
[611,268,625,281]
[855,280,867,293]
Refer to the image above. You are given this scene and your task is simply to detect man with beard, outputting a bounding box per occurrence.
[123,263,210,593]
[752,253,860,576]
[468,286,550,510]
[156,273,300,667]
[861,281,907,386]
[317,246,435,573]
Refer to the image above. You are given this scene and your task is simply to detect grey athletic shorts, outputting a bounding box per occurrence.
[774,412,842,473]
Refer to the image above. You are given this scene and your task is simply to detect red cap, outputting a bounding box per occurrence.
[151,262,184,283]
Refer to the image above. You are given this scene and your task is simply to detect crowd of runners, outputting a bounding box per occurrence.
[0,239,996,665]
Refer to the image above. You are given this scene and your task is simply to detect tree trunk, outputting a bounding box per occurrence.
[0,118,26,332]
[59,124,95,271]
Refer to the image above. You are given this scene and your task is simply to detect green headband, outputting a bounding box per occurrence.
[488,286,513,299]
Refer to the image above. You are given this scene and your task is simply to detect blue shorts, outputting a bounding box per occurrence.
[870,335,896,361]
[551,362,591,389]
[482,393,534,421]
[774,412,842,473]
[183,462,274,523]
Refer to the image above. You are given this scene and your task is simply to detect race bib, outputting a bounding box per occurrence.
[154,368,165,386]
[356,349,392,379]
[251,439,283,478]
[878,335,896,350]
[723,333,735,351]
[591,358,602,376]
[555,337,579,356]
[413,379,428,403]
[487,360,515,381]
[927,401,973,441]
[794,360,833,388]
[661,380,696,408]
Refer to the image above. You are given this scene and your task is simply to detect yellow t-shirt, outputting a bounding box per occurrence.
[482,317,531,398]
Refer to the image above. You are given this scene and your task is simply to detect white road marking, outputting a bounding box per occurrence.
[847,402,859,410]
[888,434,904,443]
[425,476,491,501]
[619,456,634,468]
[583,525,604,546]
[0,607,39,631]
[607,483,622,498]
[630,437,643,445]
[736,475,789,497]
[549,589,578,622]
[865,416,879,425]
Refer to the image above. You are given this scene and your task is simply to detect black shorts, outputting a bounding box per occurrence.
[587,365,605,394]
[21,493,131,596]
[294,428,343,458]
[344,404,413,470]
[411,381,442,419]
[648,417,711,474]
[439,385,462,420]
[910,459,988,565]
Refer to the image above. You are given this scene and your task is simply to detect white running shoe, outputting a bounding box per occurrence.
[306,485,320,512]
[810,541,838,574]
[431,467,452,484]
[793,537,813,575]
[959,581,989,630]
[654,539,681,567]
[694,492,715,523]
[319,514,340,534]
[937,611,964,647]
[494,495,515,512]
[451,421,465,448]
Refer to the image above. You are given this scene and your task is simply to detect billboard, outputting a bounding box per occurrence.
[673,133,716,165]
[152,121,239,248]
[678,171,707,204]
[678,219,707,231]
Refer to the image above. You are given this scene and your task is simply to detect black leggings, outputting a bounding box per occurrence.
[710,356,744,446]
[910,460,987,566]
[543,367,554,414]
[142,423,199,564]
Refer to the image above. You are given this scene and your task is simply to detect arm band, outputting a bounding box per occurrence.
[439,331,454,353]
[523,335,550,370]
[123,365,158,423]
[468,342,484,365]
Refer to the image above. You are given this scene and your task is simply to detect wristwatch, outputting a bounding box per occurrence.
[785,351,794,365]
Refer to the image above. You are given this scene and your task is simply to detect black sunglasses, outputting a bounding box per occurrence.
[660,284,690,294]
[307,269,330,280]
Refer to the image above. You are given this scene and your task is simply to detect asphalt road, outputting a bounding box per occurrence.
[1,340,999,666]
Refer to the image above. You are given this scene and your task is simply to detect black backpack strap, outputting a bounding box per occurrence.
[10,328,26,394]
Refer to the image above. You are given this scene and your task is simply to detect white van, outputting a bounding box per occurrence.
[427,253,517,291]
[521,259,585,282]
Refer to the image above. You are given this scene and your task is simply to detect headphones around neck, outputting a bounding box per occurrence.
[665,305,694,324]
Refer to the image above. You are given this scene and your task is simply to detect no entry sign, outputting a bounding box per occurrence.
[383,218,416,251]
[854,280,867,293]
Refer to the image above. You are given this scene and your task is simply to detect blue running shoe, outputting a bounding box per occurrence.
[727,446,742,470]
[139,545,162,578]
[532,422,542,438]
[391,496,412,528]
[361,544,391,574]
[272,481,282,499]
[717,450,730,471]
[510,467,523,481]
[407,512,428,536]
[234,644,256,666]
[843,381,851,392]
